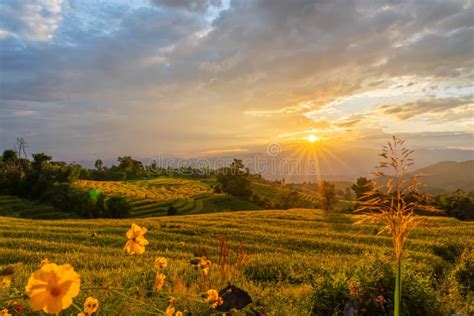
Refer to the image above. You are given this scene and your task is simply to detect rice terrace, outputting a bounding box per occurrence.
[1,1,473,315]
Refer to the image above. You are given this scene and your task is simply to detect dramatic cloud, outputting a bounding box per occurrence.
[379,97,473,120]
[0,0,64,41]
[0,0,472,159]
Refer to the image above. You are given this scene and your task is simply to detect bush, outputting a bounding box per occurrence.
[438,248,474,315]
[105,196,131,218]
[311,254,442,316]
[167,206,178,216]
[46,183,92,217]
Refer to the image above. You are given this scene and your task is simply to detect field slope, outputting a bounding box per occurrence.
[74,178,261,217]
[1,209,472,314]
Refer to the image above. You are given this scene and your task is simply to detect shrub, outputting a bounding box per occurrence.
[105,196,131,218]
[311,254,442,316]
[438,248,474,315]
[167,206,178,216]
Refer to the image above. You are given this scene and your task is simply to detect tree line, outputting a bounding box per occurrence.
[1,143,472,220]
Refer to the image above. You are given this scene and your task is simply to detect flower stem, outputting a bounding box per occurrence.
[109,288,164,314]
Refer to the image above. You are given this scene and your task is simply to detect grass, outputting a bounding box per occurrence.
[1,209,472,315]
[0,195,68,219]
[75,178,211,201]
[1,177,349,219]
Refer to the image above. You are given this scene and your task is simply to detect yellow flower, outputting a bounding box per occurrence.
[168,296,177,304]
[199,257,211,276]
[77,313,86,316]
[153,273,166,291]
[165,305,183,316]
[1,277,11,288]
[165,305,175,316]
[83,296,99,315]
[1,309,11,316]
[124,223,149,255]
[25,263,80,314]
[155,257,168,269]
[40,258,50,267]
[204,289,223,308]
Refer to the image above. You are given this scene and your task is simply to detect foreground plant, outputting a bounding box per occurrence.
[356,136,437,316]
[83,297,99,315]
[203,289,223,308]
[24,263,81,314]
[1,277,10,289]
[124,223,149,254]
[1,309,11,316]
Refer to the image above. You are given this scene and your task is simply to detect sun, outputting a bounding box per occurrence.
[307,134,319,143]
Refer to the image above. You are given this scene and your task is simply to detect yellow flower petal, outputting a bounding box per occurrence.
[84,296,99,314]
[25,263,80,314]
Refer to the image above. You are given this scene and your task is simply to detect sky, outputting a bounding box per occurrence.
[0,0,473,161]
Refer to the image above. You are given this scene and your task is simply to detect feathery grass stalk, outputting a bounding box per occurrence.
[355,135,438,316]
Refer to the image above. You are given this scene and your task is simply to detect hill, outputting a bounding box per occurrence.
[412,160,474,194]
[0,195,68,219]
[0,209,472,315]
[74,177,261,217]
[1,175,351,219]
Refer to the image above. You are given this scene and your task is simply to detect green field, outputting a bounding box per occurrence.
[75,178,261,217]
[1,178,352,220]
[0,195,67,219]
[1,209,472,315]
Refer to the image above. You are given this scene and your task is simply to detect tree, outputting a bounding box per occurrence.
[351,177,373,200]
[319,181,338,211]
[117,156,144,179]
[95,159,103,170]
[15,138,28,175]
[343,187,353,201]
[435,190,474,220]
[216,159,252,199]
[279,191,299,209]
[2,150,18,166]
[355,136,437,316]
[32,153,52,171]
[105,196,131,218]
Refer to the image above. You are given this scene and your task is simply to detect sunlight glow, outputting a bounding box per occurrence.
[307,135,319,143]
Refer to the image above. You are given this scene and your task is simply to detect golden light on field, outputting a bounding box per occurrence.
[307,135,319,143]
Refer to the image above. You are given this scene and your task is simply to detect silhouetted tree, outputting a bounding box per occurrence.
[32,153,52,172]
[216,159,252,199]
[343,187,353,200]
[2,150,18,166]
[435,189,473,220]
[279,191,299,209]
[319,181,338,211]
[105,196,131,218]
[351,177,373,199]
[95,159,103,170]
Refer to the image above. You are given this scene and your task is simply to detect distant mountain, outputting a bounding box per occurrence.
[69,146,473,184]
[411,160,474,195]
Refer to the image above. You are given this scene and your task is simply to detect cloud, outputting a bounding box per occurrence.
[0,0,64,41]
[151,0,222,13]
[378,96,473,120]
[0,0,472,159]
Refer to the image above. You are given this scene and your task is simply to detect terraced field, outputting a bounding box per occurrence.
[0,195,68,219]
[75,178,260,217]
[1,209,472,315]
[75,178,212,201]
